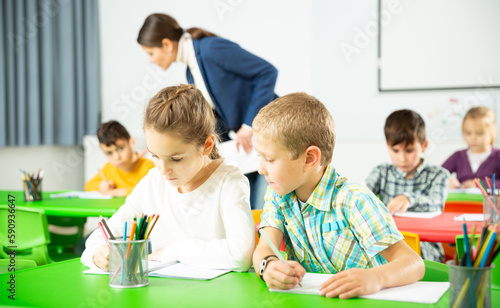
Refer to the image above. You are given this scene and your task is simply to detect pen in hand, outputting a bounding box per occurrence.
[259,229,302,287]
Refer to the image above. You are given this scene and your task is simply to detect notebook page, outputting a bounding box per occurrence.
[270,273,450,304]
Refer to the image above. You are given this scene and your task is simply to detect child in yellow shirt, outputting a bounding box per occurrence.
[85,121,154,197]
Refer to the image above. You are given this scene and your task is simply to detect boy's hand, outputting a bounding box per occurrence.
[448,178,462,189]
[263,260,305,290]
[319,268,382,299]
[99,180,115,192]
[102,188,127,197]
[93,245,110,271]
[387,195,410,214]
[461,179,476,189]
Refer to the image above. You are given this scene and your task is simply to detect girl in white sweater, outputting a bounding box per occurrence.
[81,84,255,271]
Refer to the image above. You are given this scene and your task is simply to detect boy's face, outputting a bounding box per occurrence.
[387,139,428,176]
[145,127,208,193]
[100,138,136,172]
[254,132,306,197]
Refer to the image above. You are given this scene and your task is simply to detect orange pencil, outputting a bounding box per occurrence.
[126,221,137,259]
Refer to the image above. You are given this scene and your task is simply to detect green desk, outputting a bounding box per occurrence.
[1,259,499,308]
[0,191,125,217]
[446,192,483,203]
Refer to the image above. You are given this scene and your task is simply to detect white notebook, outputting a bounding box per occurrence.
[394,211,442,219]
[50,191,113,199]
[84,261,230,280]
[270,273,449,304]
[454,214,484,222]
[218,140,260,175]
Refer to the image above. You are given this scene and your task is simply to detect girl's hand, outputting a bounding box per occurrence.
[93,245,110,271]
[235,126,253,154]
[448,178,462,188]
[319,268,382,299]
[461,179,476,188]
[148,249,164,262]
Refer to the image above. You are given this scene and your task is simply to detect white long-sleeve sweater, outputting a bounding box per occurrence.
[81,161,256,271]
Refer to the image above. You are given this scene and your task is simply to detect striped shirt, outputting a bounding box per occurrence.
[260,164,403,273]
[365,159,450,212]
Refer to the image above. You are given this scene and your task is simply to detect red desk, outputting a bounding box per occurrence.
[393,212,479,243]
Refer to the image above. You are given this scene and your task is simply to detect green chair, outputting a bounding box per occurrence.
[422,259,449,282]
[47,215,86,261]
[456,234,500,290]
[0,259,37,274]
[0,205,53,266]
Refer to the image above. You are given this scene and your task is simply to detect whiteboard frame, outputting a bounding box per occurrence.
[377,0,500,92]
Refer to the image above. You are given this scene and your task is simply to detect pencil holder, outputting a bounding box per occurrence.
[483,196,500,225]
[448,264,493,308]
[22,180,42,202]
[108,239,150,288]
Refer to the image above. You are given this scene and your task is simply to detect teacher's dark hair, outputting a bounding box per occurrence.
[137,13,217,47]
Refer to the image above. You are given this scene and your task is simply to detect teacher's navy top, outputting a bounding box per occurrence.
[187,36,278,132]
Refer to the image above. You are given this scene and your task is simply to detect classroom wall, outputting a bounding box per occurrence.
[98,0,314,136]
[0,145,84,191]
[313,1,500,181]
[1,0,499,191]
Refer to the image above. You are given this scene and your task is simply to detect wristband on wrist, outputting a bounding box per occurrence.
[258,254,277,281]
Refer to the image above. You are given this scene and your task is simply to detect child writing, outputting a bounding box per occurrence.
[85,120,155,197]
[442,106,500,189]
[365,109,450,262]
[81,85,255,271]
[252,93,424,299]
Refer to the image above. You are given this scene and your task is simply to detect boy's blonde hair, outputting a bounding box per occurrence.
[463,106,497,145]
[252,92,335,165]
[144,84,221,159]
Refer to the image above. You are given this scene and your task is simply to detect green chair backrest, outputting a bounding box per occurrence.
[422,260,449,282]
[0,259,37,274]
[0,205,53,266]
[47,215,86,254]
[456,234,500,290]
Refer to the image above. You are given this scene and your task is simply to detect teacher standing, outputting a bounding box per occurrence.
[137,13,278,208]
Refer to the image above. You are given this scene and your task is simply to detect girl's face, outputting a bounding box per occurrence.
[141,43,175,70]
[462,118,493,153]
[145,127,211,193]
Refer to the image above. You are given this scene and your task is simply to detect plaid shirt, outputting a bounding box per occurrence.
[365,160,450,212]
[260,164,403,273]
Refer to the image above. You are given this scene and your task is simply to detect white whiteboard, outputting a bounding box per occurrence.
[379,0,500,91]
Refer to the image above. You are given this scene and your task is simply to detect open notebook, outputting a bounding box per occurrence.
[270,273,449,304]
[50,191,113,199]
[393,211,442,219]
[84,261,230,280]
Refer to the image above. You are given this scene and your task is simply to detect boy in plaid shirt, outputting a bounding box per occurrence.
[366,109,450,262]
[252,93,424,299]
